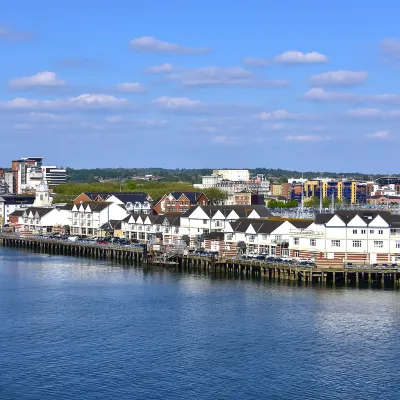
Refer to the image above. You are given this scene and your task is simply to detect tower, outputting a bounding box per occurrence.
[33,180,53,207]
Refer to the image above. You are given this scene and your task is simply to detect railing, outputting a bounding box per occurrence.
[0,233,145,252]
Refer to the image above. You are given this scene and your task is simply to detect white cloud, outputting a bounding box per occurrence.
[303,88,400,105]
[0,94,130,110]
[274,50,328,64]
[130,36,210,54]
[168,66,289,87]
[106,115,124,123]
[366,130,390,139]
[243,57,270,67]
[153,96,202,110]
[9,71,66,90]
[346,108,400,118]
[145,63,182,74]
[309,71,368,87]
[259,110,309,120]
[115,82,146,93]
[284,135,331,142]
[211,136,241,145]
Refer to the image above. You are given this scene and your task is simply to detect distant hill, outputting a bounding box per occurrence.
[65,167,386,183]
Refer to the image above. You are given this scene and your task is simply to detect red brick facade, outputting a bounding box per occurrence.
[153,193,209,215]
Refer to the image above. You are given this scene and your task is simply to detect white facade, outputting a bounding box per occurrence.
[289,213,400,265]
[213,169,250,182]
[70,202,128,236]
[21,208,68,233]
[0,196,35,225]
[106,194,151,214]
[201,175,222,188]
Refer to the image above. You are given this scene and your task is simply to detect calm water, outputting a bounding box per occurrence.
[1,247,400,400]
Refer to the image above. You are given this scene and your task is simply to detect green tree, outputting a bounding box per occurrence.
[203,188,228,205]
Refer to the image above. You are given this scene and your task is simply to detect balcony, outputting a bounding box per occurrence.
[290,229,324,237]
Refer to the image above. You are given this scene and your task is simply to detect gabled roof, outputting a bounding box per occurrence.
[230,219,285,234]
[290,220,313,229]
[315,211,395,226]
[77,201,110,212]
[25,207,54,217]
[100,219,123,231]
[182,205,272,219]
[78,192,149,201]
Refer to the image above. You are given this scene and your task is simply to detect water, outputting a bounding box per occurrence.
[1,247,400,400]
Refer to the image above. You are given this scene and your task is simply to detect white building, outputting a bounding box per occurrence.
[20,207,68,233]
[201,174,223,189]
[70,202,128,236]
[289,211,400,266]
[213,169,250,182]
[106,193,152,214]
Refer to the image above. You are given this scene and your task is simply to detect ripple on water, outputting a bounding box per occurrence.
[0,248,400,400]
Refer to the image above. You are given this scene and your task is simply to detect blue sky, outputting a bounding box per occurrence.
[1,0,400,173]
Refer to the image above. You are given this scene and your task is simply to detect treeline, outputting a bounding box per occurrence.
[53,181,228,204]
[66,167,382,183]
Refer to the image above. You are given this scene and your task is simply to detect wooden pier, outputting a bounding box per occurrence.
[1,234,400,287]
[0,234,147,264]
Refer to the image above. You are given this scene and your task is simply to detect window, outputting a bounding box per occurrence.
[374,240,383,248]
[370,229,374,234]
[310,239,316,246]
[294,250,299,258]
[294,238,299,245]
[352,229,357,234]
[396,241,400,249]
[203,220,208,224]
[353,240,362,248]
[226,234,233,240]
[331,240,340,247]
[361,229,366,234]
[378,230,383,234]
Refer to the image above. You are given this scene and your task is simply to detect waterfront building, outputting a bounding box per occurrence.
[70,202,128,236]
[289,211,400,266]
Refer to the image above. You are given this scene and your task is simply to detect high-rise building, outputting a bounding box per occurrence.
[11,157,44,194]
[41,166,67,186]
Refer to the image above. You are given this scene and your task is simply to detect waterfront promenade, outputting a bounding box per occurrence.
[1,233,400,287]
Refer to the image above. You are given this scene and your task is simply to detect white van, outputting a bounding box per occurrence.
[68,236,78,242]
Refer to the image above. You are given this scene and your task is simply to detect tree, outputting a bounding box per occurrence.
[203,188,228,205]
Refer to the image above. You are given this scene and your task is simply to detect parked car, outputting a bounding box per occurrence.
[68,236,79,242]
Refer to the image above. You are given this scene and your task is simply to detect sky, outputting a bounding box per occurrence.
[1,0,400,173]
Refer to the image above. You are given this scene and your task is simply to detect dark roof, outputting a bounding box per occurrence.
[106,193,152,204]
[290,220,313,229]
[9,209,25,217]
[57,203,74,210]
[315,211,397,226]
[25,207,53,217]
[202,232,224,240]
[78,192,149,201]
[75,201,111,212]
[230,219,285,234]
[0,195,35,205]
[182,205,272,219]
